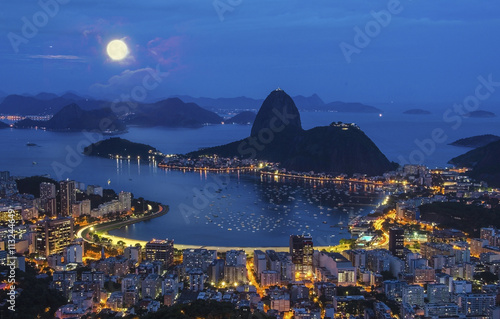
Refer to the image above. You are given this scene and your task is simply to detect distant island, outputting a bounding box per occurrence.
[226,111,256,125]
[403,109,431,115]
[14,103,126,133]
[83,137,162,160]
[463,110,496,118]
[449,139,500,187]
[188,89,396,176]
[0,121,9,129]
[449,134,500,148]
[125,98,223,128]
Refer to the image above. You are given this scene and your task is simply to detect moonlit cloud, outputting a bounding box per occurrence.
[29,55,85,61]
[147,36,182,67]
[89,67,169,101]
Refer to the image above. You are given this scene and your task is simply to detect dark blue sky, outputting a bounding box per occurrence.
[1,0,500,105]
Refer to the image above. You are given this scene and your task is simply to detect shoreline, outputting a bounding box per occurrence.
[78,204,168,245]
[77,205,339,253]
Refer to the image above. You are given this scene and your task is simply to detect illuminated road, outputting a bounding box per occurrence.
[372,209,396,248]
[247,259,265,297]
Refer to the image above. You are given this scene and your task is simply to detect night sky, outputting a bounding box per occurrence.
[1,0,500,105]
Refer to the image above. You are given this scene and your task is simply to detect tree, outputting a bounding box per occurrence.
[0,264,66,318]
[381,271,396,281]
[339,238,356,249]
[474,271,498,284]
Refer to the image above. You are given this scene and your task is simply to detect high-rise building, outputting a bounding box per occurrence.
[480,227,496,246]
[145,239,174,267]
[208,259,225,284]
[71,202,82,218]
[402,285,425,307]
[40,182,56,200]
[81,199,91,216]
[254,250,267,275]
[224,265,248,284]
[183,249,217,272]
[427,283,450,304]
[65,244,83,263]
[261,270,280,287]
[383,280,407,301]
[225,250,246,266]
[35,217,74,256]
[457,293,495,316]
[0,171,10,182]
[389,227,405,258]
[289,235,313,276]
[119,191,132,212]
[124,246,142,265]
[187,269,206,292]
[59,180,76,217]
[142,274,161,299]
[44,197,57,217]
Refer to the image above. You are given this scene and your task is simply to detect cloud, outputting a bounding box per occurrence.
[89,66,169,101]
[147,36,182,66]
[29,55,85,61]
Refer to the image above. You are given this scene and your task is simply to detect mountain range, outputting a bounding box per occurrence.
[14,104,126,133]
[0,94,110,115]
[174,93,382,113]
[0,92,383,116]
[188,89,395,176]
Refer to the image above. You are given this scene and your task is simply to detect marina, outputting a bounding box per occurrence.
[110,168,383,246]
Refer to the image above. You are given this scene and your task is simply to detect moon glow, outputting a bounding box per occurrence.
[106,39,129,61]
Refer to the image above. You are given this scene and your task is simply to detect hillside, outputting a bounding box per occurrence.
[14,103,126,133]
[226,111,256,125]
[84,137,161,159]
[449,140,500,187]
[450,134,500,148]
[188,89,395,176]
[420,202,500,237]
[125,98,223,128]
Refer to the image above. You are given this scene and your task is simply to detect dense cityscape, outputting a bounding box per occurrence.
[2,161,500,318]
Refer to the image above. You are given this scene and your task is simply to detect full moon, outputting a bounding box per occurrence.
[106,39,129,61]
